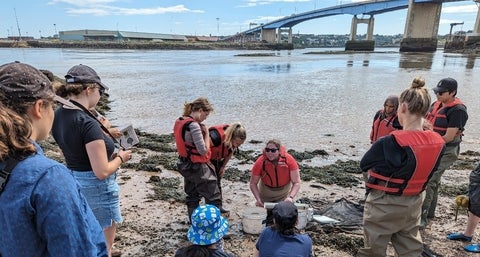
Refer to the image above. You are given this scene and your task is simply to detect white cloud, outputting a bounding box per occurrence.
[242,0,310,7]
[439,19,466,25]
[62,4,203,16]
[48,0,116,6]
[442,4,478,14]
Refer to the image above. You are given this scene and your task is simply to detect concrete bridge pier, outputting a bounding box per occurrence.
[464,5,480,49]
[261,28,276,42]
[345,15,375,51]
[400,0,441,52]
[276,27,293,43]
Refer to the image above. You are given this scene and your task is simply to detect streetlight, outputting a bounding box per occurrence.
[216,18,219,37]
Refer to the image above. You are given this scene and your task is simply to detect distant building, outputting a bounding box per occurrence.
[59,30,188,42]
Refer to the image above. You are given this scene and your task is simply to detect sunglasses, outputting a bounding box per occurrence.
[98,87,105,96]
[436,91,448,96]
[265,147,278,153]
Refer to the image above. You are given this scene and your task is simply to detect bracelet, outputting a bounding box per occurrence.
[117,155,124,163]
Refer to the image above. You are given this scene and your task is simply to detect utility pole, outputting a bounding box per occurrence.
[14,8,21,40]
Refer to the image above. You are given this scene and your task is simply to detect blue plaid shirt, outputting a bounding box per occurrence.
[0,142,107,257]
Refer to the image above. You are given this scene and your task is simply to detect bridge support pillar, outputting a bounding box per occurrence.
[464,6,480,50]
[400,0,441,52]
[276,27,293,43]
[261,29,276,43]
[345,15,375,51]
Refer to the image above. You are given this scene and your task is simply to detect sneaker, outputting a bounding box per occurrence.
[465,244,480,253]
[447,232,472,242]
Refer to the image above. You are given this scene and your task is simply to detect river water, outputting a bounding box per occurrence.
[2,47,479,159]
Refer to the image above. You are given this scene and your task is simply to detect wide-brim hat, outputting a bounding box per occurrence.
[65,64,109,91]
[187,205,229,245]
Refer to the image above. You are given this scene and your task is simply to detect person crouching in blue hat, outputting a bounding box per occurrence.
[175,204,236,257]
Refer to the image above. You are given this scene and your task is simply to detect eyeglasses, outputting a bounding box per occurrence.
[265,148,278,153]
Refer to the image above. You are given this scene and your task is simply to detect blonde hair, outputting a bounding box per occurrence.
[224,122,247,149]
[399,77,431,116]
[182,97,214,116]
[56,82,98,97]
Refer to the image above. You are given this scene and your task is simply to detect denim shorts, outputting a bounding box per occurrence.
[72,170,123,228]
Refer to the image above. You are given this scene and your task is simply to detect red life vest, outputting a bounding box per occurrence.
[173,116,210,163]
[426,98,465,136]
[366,130,445,196]
[370,110,398,143]
[260,146,291,188]
[209,124,232,161]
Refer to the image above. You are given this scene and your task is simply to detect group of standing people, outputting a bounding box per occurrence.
[361,76,469,256]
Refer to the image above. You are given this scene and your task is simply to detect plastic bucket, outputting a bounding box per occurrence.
[242,207,266,234]
[296,208,308,229]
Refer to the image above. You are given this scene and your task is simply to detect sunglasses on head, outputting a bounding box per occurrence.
[265,147,278,153]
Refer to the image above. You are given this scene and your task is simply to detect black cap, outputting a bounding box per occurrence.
[0,61,54,103]
[65,64,109,91]
[433,78,457,94]
[272,201,298,226]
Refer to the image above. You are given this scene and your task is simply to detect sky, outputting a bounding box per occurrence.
[0,0,478,38]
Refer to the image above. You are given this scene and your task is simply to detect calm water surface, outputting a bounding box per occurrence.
[2,47,479,159]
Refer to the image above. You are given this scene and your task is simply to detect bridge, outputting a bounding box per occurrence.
[224,0,480,52]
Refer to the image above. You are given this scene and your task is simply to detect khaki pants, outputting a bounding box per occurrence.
[421,142,460,222]
[358,190,424,257]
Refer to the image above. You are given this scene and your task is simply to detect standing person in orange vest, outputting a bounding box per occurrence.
[249,139,301,226]
[173,97,222,221]
[358,77,445,257]
[421,77,468,229]
[209,122,247,214]
[370,95,402,144]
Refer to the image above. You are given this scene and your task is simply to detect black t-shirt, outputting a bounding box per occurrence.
[52,107,115,171]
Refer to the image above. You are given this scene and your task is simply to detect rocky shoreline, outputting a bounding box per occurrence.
[0,40,294,50]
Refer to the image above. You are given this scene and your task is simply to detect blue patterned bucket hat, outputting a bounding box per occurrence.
[187,204,229,245]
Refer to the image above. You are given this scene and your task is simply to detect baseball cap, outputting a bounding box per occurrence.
[65,64,109,91]
[0,61,55,103]
[433,78,457,94]
[272,201,298,227]
[187,204,229,245]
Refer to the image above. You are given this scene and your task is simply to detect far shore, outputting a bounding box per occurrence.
[0,39,294,51]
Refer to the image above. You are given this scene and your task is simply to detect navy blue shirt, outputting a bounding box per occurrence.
[0,142,107,257]
[256,227,312,257]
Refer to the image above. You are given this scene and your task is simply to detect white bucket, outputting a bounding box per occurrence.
[293,203,310,229]
[242,207,267,234]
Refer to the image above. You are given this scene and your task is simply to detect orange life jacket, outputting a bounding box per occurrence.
[173,116,210,163]
[366,130,445,196]
[260,146,291,188]
[209,124,232,161]
[426,98,465,136]
[370,110,398,143]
